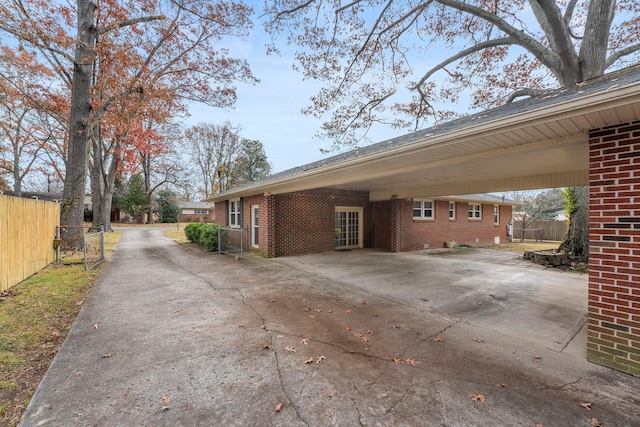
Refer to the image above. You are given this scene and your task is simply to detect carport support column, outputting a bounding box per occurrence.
[587,121,640,377]
[390,198,402,252]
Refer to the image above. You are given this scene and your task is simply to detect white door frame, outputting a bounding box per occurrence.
[334,206,363,249]
[251,204,259,248]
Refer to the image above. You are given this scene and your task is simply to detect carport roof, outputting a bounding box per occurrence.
[204,65,640,203]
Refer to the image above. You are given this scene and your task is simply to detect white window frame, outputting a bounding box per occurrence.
[229,199,241,227]
[413,199,434,220]
[493,205,500,225]
[448,201,456,220]
[195,209,207,215]
[468,203,482,220]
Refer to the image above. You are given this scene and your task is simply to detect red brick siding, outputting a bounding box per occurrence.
[588,121,640,376]
[373,199,510,251]
[273,188,370,257]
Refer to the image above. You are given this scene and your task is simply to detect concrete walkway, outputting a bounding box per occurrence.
[20,229,640,426]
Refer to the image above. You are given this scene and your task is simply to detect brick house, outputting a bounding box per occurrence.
[205,65,640,377]
[178,201,214,223]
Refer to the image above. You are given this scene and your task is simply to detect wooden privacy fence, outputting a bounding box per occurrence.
[513,220,568,242]
[0,194,60,292]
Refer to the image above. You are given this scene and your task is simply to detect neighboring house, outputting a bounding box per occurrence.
[178,201,214,223]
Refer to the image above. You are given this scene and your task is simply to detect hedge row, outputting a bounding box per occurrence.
[184,222,222,252]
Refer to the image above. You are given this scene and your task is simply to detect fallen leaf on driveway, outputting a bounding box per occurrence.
[588,418,602,426]
[92,323,101,329]
[300,338,310,345]
[405,358,420,366]
[533,355,542,360]
[304,357,314,364]
[580,402,592,411]
[392,358,403,364]
[275,403,283,412]
[346,325,352,331]
[393,325,401,329]
[238,324,245,328]
[102,353,112,358]
[345,309,353,313]
[366,329,374,334]
[161,395,172,404]
[360,336,369,342]
[316,355,326,364]
[420,298,429,301]
[433,336,444,342]
[285,346,296,352]
[469,391,485,403]
[472,338,486,343]
[262,344,271,350]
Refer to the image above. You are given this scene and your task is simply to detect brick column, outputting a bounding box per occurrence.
[588,121,640,376]
[390,198,402,252]
[262,194,277,258]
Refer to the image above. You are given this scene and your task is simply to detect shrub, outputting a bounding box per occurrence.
[184,222,205,242]
[198,223,221,252]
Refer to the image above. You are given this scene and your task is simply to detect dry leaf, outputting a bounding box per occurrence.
[161,406,170,412]
[360,336,369,342]
[362,301,368,305]
[393,325,401,329]
[346,309,353,313]
[366,329,374,335]
[379,393,389,398]
[346,325,352,331]
[405,358,420,366]
[420,298,429,302]
[354,332,363,338]
[300,338,310,345]
[260,324,266,329]
[500,383,509,388]
[316,355,326,364]
[469,391,485,403]
[275,403,283,412]
[533,355,542,360]
[433,336,444,342]
[238,324,245,328]
[161,395,172,404]
[92,323,101,329]
[393,358,403,364]
[373,313,380,316]
[314,308,322,312]
[304,357,314,364]
[328,309,333,313]
[263,344,271,350]
[51,329,63,338]
[102,353,112,358]
[304,308,310,312]
[580,402,592,411]
[285,346,296,353]
[473,338,486,343]
[588,418,601,426]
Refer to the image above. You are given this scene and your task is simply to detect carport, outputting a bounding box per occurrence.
[208,66,640,376]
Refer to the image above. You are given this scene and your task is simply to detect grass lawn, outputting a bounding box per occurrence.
[0,231,121,427]
[163,228,189,243]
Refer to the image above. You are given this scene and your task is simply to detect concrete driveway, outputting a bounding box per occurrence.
[20,228,640,426]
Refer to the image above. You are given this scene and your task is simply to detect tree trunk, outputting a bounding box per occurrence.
[559,186,589,261]
[90,128,103,230]
[61,0,97,248]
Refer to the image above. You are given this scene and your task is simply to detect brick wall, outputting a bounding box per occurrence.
[273,188,370,257]
[588,121,640,376]
[372,199,510,251]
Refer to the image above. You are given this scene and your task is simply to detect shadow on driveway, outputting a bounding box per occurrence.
[20,229,640,427]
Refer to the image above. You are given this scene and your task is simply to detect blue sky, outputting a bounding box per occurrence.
[185,9,405,174]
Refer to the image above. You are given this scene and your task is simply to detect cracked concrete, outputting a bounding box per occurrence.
[20,228,640,427]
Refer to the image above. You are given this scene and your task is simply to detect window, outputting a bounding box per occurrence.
[195,209,207,215]
[413,199,434,219]
[448,201,456,220]
[229,199,241,227]
[493,205,500,225]
[468,203,481,219]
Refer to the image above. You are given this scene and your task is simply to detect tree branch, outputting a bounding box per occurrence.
[97,15,166,36]
[435,0,560,73]
[409,37,513,90]
[505,87,549,103]
[605,43,640,69]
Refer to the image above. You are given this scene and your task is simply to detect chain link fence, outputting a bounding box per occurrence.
[218,227,246,258]
[55,226,105,270]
